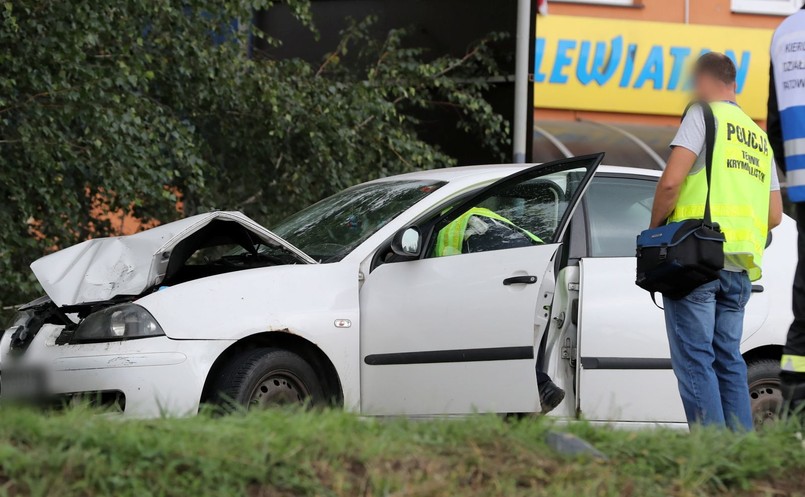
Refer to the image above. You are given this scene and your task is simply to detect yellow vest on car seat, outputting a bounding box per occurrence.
[668,102,772,281]
[434,207,542,257]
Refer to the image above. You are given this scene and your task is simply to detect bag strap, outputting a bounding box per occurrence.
[700,102,716,226]
[680,102,717,225]
[650,292,663,310]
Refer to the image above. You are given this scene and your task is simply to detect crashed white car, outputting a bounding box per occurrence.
[1,154,796,427]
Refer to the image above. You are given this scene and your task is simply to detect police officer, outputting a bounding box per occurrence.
[768,4,805,414]
[651,53,784,430]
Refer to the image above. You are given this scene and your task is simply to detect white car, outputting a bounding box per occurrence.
[1,154,796,428]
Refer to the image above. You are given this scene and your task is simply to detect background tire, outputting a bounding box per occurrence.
[209,347,325,410]
[747,359,783,429]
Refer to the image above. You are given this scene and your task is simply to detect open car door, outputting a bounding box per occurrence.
[359,154,604,416]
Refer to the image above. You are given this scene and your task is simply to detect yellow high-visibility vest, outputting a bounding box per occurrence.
[668,102,772,281]
[434,207,542,257]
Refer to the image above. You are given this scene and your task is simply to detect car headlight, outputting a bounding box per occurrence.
[72,304,165,343]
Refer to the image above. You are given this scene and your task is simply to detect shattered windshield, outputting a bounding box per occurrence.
[271,180,445,262]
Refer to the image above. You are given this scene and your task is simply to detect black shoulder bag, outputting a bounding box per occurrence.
[635,103,725,301]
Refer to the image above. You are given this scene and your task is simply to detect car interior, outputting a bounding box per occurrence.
[475,179,566,242]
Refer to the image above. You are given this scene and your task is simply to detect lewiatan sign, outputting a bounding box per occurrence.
[533,16,773,119]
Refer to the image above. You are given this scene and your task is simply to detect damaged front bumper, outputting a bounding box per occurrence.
[0,309,235,417]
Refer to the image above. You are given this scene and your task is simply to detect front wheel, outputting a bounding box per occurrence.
[747,359,783,429]
[209,347,325,409]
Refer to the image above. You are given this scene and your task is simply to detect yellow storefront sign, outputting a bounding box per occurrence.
[534,16,773,119]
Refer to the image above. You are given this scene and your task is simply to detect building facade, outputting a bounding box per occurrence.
[258,0,799,167]
[530,0,800,166]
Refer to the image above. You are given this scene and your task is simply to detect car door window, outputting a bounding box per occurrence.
[430,161,600,258]
[586,176,656,257]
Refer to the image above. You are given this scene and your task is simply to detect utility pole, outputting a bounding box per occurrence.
[512,0,531,163]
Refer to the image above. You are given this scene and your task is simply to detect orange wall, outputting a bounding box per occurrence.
[537,0,787,126]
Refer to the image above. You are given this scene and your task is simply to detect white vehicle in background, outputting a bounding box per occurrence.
[1,154,796,428]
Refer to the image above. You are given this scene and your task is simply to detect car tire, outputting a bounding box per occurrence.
[747,359,783,429]
[209,347,325,410]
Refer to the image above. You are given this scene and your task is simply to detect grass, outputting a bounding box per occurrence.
[0,407,803,497]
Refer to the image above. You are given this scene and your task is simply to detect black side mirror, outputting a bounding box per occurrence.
[391,226,422,257]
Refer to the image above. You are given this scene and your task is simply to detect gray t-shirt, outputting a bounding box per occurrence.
[670,103,779,272]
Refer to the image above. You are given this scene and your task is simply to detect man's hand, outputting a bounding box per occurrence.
[650,146,698,228]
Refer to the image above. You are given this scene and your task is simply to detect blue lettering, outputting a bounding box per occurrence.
[634,45,664,90]
[550,39,576,84]
[534,38,547,83]
[576,36,623,86]
[619,43,638,88]
[667,46,691,91]
[725,50,751,94]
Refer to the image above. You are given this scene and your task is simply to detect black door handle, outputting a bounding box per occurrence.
[751,284,764,293]
[503,275,538,286]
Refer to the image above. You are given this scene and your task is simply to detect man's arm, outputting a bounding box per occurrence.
[769,190,783,230]
[650,146,698,228]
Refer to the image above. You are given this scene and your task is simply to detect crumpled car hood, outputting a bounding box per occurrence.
[31,211,313,307]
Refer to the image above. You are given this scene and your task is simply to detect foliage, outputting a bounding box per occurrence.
[0,407,803,496]
[0,1,509,310]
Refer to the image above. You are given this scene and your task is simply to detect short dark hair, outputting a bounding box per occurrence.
[693,52,736,85]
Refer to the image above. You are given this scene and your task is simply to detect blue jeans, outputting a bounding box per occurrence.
[663,270,753,431]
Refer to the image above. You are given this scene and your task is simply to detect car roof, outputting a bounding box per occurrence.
[367,163,661,185]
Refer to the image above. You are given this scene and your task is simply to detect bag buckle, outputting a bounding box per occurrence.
[659,244,668,260]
